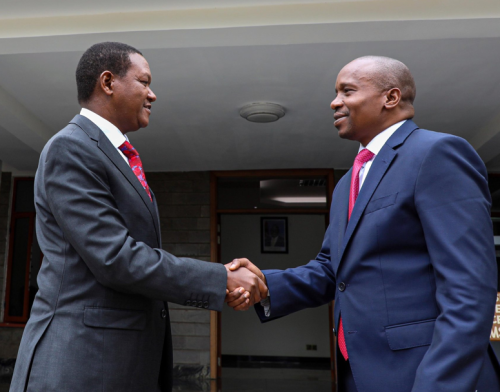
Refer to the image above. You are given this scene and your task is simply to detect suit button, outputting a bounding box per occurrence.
[161,309,167,319]
[203,301,209,309]
[338,282,346,292]
[185,300,191,306]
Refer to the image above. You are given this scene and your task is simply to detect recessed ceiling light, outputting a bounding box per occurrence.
[270,197,327,204]
[240,102,286,123]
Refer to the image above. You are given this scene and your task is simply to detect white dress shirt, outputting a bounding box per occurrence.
[262,120,407,317]
[80,108,130,165]
[357,120,406,191]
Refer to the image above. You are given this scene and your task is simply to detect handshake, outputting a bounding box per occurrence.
[225,258,267,311]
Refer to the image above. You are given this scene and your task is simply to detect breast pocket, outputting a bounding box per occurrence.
[365,192,398,215]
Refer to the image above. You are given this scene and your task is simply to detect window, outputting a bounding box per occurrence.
[4,178,41,323]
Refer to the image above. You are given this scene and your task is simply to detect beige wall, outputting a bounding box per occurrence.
[220,214,330,358]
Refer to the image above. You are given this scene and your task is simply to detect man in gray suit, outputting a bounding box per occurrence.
[10,42,265,392]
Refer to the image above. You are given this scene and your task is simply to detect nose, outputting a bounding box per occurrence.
[330,95,342,110]
[148,87,157,102]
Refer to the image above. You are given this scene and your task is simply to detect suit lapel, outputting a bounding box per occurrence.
[338,120,419,265]
[97,130,161,243]
[150,190,162,246]
[70,115,161,243]
[336,172,350,261]
[340,147,397,256]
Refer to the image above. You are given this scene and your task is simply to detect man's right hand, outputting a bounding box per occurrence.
[225,262,267,308]
[224,258,268,311]
[229,258,266,287]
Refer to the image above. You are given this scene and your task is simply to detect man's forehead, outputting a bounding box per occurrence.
[126,55,151,78]
[335,70,362,87]
[344,59,377,74]
[130,53,150,69]
[336,61,377,85]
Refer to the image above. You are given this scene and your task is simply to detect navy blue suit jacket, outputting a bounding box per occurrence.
[256,120,500,392]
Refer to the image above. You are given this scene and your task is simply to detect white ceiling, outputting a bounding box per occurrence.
[1,1,500,174]
[1,0,371,18]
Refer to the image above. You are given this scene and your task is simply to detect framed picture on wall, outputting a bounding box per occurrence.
[261,217,288,254]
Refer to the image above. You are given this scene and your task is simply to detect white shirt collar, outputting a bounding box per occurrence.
[80,108,129,148]
[359,120,406,155]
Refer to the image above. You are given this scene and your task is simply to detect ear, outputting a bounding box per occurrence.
[384,88,401,110]
[98,70,115,97]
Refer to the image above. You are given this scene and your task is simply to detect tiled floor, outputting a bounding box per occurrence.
[173,368,334,392]
[217,368,334,392]
[0,368,334,392]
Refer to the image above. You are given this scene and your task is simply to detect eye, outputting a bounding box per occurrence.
[141,80,149,86]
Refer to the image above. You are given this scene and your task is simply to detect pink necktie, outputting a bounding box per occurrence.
[119,141,152,202]
[338,148,375,361]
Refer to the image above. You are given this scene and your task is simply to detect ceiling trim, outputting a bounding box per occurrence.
[0,0,499,39]
[1,18,500,56]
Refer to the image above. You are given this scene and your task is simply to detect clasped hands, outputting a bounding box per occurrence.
[225,258,267,311]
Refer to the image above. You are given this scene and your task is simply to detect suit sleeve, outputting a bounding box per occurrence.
[411,135,497,391]
[42,134,227,311]
[255,210,337,322]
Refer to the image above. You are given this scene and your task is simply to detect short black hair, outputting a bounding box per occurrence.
[76,42,143,103]
[355,56,416,105]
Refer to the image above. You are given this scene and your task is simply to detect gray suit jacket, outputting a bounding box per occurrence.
[10,115,227,392]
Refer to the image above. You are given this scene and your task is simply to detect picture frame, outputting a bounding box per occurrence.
[261,217,288,254]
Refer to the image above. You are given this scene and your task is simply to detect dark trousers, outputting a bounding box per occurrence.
[336,346,500,392]
[337,348,358,392]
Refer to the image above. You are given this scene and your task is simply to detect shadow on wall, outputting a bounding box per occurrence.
[0,358,15,384]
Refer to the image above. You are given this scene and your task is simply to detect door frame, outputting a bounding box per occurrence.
[209,169,336,381]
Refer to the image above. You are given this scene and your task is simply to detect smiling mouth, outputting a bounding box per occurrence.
[334,113,347,126]
[143,105,152,114]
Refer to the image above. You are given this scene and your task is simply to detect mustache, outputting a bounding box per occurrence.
[334,110,349,120]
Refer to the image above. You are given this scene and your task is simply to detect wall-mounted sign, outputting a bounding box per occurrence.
[491,293,500,341]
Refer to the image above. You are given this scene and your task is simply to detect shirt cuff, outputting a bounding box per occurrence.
[260,293,271,317]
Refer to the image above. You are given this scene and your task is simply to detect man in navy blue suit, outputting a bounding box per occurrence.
[227,56,500,391]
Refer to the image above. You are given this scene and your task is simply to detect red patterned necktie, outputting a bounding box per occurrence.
[119,141,152,202]
[338,148,375,361]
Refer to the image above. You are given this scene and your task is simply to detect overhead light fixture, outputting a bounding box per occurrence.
[270,197,327,204]
[260,179,328,207]
[240,102,286,123]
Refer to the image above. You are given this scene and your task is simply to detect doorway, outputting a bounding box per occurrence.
[209,169,336,383]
